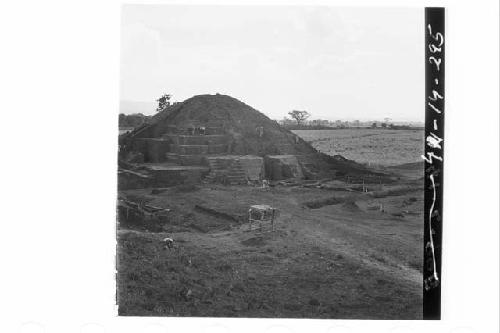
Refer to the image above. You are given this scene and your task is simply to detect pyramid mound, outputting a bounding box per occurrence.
[126,94,315,156]
[120,94,379,179]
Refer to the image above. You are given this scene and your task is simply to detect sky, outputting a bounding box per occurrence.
[120,6,424,122]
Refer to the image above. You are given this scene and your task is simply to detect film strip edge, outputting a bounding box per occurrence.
[423,7,445,320]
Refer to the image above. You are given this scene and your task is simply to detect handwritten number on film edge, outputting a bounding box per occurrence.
[422,23,443,291]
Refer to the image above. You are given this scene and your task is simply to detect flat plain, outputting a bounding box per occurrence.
[293,129,424,167]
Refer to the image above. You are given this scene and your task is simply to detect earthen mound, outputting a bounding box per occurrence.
[120,94,382,179]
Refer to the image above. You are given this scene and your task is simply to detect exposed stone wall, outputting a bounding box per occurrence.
[206,155,264,181]
[264,155,304,180]
[147,166,210,187]
[239,156,265,181]
[129,138,171,163]
[163,134,230,146]
[118,170,152,190]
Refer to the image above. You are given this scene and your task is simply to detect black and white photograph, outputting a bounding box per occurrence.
[117,5,429,319]
[1,1,499,332]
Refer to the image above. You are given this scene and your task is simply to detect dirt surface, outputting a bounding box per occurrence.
[117,168,424,319]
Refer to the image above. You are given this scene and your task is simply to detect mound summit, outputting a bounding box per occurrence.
[119,94,379,185]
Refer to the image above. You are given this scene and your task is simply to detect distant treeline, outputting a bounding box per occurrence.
[283,124,424,131]
[119,113,151,128]
[284,125,337,130]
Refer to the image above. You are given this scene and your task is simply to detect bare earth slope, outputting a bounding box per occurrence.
[117,169,423,318]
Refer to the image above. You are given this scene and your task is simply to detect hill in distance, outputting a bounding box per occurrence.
[120,100,157,116]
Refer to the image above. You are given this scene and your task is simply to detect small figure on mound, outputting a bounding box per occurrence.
[162,237,174,250]
[256,126,264,138]
[379,204,385,213]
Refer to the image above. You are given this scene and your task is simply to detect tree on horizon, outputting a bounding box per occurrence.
[156,94,172,112]
[288,110,311,125]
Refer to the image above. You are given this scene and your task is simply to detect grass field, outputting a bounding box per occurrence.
[293,129,424,167]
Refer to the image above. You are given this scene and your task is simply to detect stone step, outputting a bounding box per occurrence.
[207,163,226,168]
[143,165,210,187]
[228,180,247,185]
[165,153,180,163]
[169,127,226,136]
[227,171,246,176]
[171,145,209,155]
[208,144,229,154]
[227,175,246,178]
[163,134,230,145]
